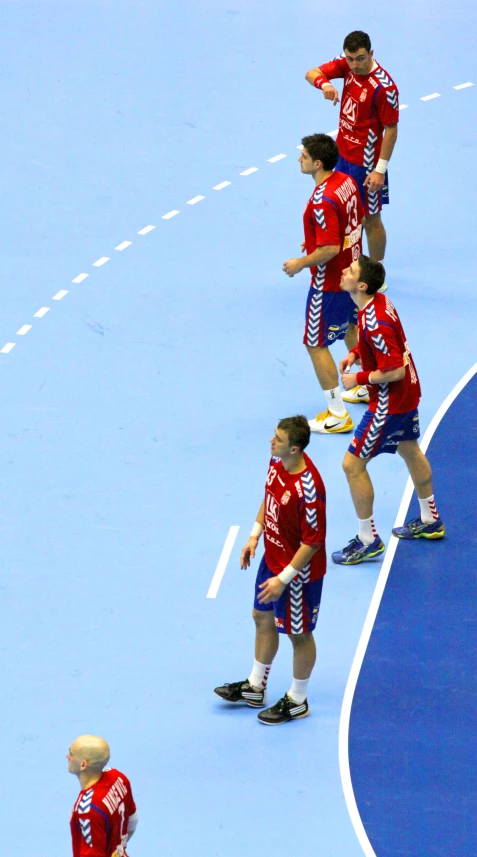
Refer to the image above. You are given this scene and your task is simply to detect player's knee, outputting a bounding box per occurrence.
[288,631,313,646]
[252,608,273,629]
[342,451,362,479]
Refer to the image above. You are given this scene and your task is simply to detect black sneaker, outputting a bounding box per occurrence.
[257,693,309,725]
[214,679,266,708]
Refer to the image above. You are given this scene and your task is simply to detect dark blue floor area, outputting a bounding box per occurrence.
[349,370,477,856]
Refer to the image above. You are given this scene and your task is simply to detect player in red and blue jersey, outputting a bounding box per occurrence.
[332,256,445,565]
[282,133,364,435]
[305,30,399,264]
[214,416,326,725]
[69,735,138,857]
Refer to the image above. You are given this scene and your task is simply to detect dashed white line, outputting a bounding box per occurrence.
[268,154,287,162]
[17,325,32,336]
[187,195,205,205]
[454,82,473,90]
[240,167,259,176]
[34,307,50,318]
[1,343,16,354]
[399,104,408,110]
[327,129,339,137]
[115,241,132,251]
[162,210,180,219]
[72,273,88,284]
[213,181,232,190]
[137,225,156,235]
[93,256,110,267]
[207,526,240,598]
[52,290,68,301]
[421,93,440,101]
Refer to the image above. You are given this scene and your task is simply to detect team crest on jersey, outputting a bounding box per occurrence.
[280,490,291,505]
[342,95,358,124]
[360,89,367,101]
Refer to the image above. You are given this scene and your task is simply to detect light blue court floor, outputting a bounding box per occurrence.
[0,2,476,855]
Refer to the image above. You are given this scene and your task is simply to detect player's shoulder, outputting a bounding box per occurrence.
[96,768,130,794]
[299,454,325,498]
[367,293,400,325]
[371,62,398,88]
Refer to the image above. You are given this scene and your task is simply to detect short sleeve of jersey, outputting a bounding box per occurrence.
[368,320,405,372]
[298,480,326,548]
[318,57,349,80]
[313,194,341,247]
[375,83,400,126]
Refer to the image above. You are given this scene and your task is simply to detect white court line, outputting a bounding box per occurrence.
[187,196,205,205]
[34,307,49,318]
[93,256,110,267]
[207,526,240,598]
[137,225,155,235]
[72,273,88,284]
[454,81,473,89]
[162,210,180,219]
[52,290,68,301]
[399,104,408,110]
[327,129,338,136]
[115,241,132,251]
[1,342,16,354]
[421,93,440,101]
[213,181,231,190]
[268,154,287,162]
[240,167,259,175]
[17,325,32,336]
[339,361,477,857]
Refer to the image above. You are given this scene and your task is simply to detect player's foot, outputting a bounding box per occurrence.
[257,693,309,725]
[332,535,385,565]
[214,679,266,708]
[308,409,354,434]
[342,385,370,404]
[392,517,445,540]
[378,282,388,293]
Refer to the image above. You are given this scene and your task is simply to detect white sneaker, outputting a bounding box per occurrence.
[308,409,354,434]
[342,385,370,404]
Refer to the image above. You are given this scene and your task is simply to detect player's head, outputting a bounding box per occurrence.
[343,31,373,75]
[299,134,339,175]
[67,735,111,777]
[340,255,386,295]
[272,416,310,458]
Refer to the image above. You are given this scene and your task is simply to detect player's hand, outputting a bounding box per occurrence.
[257,576,285,604]
[363,170,386,193]
[240,537,259,570]
[339,352,357,374]
[323,85,340,105]
[283,258,304,277]
[341,372,358,391]
[301,241,306,253]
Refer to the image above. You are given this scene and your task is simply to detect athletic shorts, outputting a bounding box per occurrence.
[253,555,323,635]
[348,408,420,459]
[303,288,357,347]
[336,154,389,216]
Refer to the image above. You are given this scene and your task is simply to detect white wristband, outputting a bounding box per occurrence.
[322,82,333,89]
[250,521,263,538]
[375,158,389,175]
[278,564,299,585]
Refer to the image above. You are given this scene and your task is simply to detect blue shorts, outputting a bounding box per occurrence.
[303,288,357,348]
[336,154,389,216]
[349,408,420,459]
[254,556,323,635]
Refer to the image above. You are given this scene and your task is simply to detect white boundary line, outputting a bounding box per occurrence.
[207,526,240,598]
[338,361,477,857]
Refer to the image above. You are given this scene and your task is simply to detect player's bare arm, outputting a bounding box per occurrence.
[283,244,340,277]
[304,67,340,105]
[257,543,320,604]
[341,363,406,391]
[364,124,398,193]
[339,351,358,374]
[240,501,265,569]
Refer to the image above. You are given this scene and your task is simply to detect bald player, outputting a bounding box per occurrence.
[68,735,138,857]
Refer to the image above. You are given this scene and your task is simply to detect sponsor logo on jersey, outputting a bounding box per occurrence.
[265,534,285,550]
[342,95,358,124]
[340,117,354,133]
[265,519,280,535]
[295,480,303,497]
[275,617,285,629]
[369,76,378,89]
[280,490,292,505]
[266,493,279,522]
[343,133,362,145]
[351,438,357,447]
[329,325,340,331]
[343,224,363,249]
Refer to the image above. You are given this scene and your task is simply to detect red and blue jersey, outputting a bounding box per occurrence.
[71,768,137,857]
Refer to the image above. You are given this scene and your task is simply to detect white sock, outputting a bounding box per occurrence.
[324,386,347,417]
[358,515,378,546]
[418,495,439,524]
[248,659,271,690]
[287,677,309,704]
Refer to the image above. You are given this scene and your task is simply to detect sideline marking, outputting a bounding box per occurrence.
[339,362,477,857]
[399,104,408,110]
[162,210,180,219]
[454,82,473,89]
[72,273,88,283]
[240,167,259,175]
[17,325,32,336]
[93,256,110,267]
[34,307,50,318]
[187,196,205,205]
[207,526,240,598]
[52,290,68,301]
[1,342,16,353]
[421,92,440,101]
[268,154,286,162]
[213,181,231,190]
[115,241,132,251]
[327,129,339,136]
[137,225,155,235]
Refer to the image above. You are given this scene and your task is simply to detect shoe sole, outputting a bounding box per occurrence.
[342,398,369,404]
[257,710,310,725]
[214,691,266,708]
[332,546,385,565]
[394,530,445,540]
[310,424,354,434]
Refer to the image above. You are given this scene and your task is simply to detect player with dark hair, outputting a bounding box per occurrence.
[214,416,327,724]
[331,256,445,565]
[68,735,138,857]
[305,31,399,266]
[282,133,364,434]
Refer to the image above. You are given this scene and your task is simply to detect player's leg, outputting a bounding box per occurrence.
[332,450,385,564]
[393,435,445,539]
[364,212,387,261]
